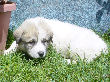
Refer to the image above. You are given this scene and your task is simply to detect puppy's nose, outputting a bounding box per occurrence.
[38,51,44,57]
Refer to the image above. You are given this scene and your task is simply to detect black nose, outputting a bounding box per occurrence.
[38,51,44,57]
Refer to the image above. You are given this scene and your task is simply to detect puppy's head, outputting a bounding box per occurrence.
[14,18,53,58]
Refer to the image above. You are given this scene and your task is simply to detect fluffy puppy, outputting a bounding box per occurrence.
[5,17,108,63]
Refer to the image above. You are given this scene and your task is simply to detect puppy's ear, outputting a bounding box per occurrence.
[49,35,53,43]
[48,29,53,43]
[13,27,23,44]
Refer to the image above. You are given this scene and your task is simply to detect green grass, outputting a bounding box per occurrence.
[0,29,110,81]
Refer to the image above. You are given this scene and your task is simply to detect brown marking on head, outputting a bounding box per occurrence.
[13,19,38,43]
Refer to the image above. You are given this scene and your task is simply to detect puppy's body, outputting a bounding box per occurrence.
[36,18,108,62]
[5,17,108,62]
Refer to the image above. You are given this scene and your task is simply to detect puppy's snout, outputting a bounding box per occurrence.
[38,51,44,57]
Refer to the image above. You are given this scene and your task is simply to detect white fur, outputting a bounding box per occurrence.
[5,17,108,63]
[4,41,18,55]
[27,39,47,58]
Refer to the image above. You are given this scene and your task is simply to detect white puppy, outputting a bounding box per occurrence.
[5,17,108,63]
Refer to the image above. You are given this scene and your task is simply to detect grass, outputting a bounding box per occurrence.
[0,29,110,81]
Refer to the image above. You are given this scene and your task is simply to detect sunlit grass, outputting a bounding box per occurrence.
[0,28,110,81]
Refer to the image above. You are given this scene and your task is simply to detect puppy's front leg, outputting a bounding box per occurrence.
[4,41,18,55]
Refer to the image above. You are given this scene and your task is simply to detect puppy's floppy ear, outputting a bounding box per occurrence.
[49,34,53,43]
[13,27,23,44]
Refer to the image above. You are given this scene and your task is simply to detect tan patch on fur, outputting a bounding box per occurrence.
[38,19,53,37]
[14,19,38,43]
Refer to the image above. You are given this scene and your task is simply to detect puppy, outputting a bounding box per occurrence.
[5,17,108,63]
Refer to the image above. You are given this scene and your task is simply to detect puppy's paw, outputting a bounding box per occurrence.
[64,59,71,64]
[64,59,77,64]
[4,41,18,55]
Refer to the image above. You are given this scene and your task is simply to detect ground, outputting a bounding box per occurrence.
[0,28,110,81]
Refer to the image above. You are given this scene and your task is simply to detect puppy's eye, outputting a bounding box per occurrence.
[27,40,35,45]
[42,39,47,43]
